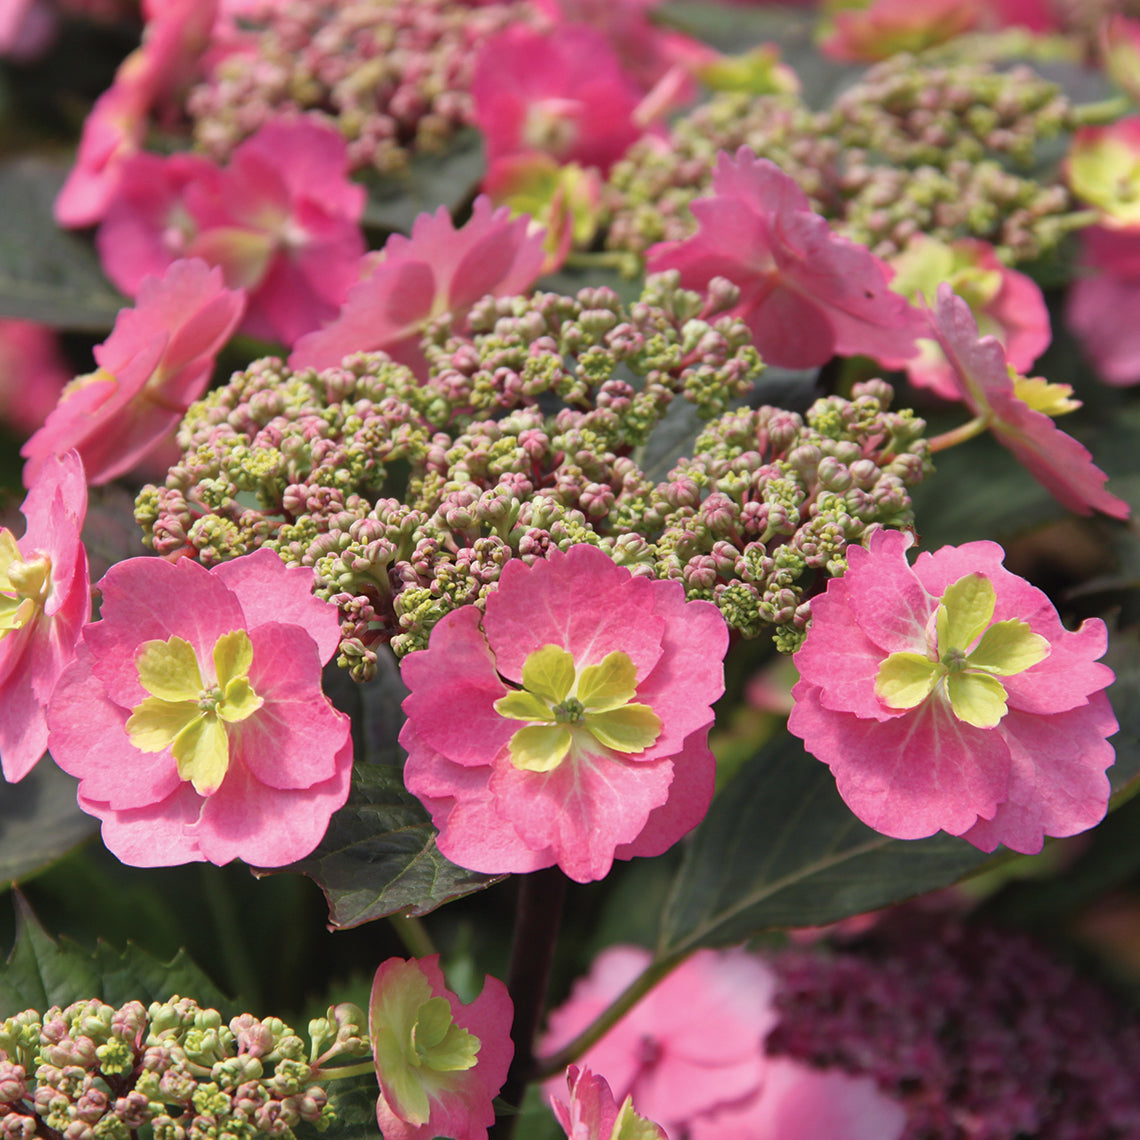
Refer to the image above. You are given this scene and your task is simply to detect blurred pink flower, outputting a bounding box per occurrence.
[0,319,70,436]
[553,1067,666,1140]
[46,548,352,866]
[0,0,55,60]
[290,197,545,378]
[370,956,513,1140]
[691,1059,905,1140]
[472,25,643,175]
[97,115,365,345]
[789,528,1118,854]
[887,236,1050,401]
[21,258,245,486]
[646,148,923,370]
[928,282,1130,519]
[400,543,727,883]
[542,945,777,1136]
[1066,224,1140,387]
[55,0,218,227]
[819,0,980,62]
[0,451,90,782]
[1066,117,1140,229]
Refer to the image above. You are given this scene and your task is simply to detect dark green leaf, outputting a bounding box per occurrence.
[0,157,126,331]
[657,731,991,954]
[363,129,485,234]
[0,895,99,1015]
[0,897,230,1017]
[91,942,230,1011]
[286,765,499,930]
[1104,627,1140,795]
[0,761,97,891]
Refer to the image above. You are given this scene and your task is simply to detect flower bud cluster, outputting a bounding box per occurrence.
[186,0,539,175]
[606,56,1082,264]
[136,277,927,673]
[0,999,370,1140]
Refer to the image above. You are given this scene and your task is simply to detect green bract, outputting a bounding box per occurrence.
[494,645,662,772]
[125,630,263,795]
[875,573,1050,728]
[371,966,479,1125]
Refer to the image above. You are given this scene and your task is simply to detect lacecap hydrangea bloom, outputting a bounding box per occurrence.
[369,956,513,1140]
[788,528,1117,853]
[47,548,352,866]
[400,543,728,882]
[0,451,90,782]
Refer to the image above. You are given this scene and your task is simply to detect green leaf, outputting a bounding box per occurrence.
[1104,628,1140,795]
[656,731,991,954]
[0,761,98,891]
[363,129,486,234]
[0,895,99,1015]
[0,157,126,331]
[0,898,227,1018]
[284,765,500,929]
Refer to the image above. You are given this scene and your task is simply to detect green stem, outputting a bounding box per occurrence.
[533,949,691,1080]
[388,914,437,959]
[315,1061,377,1082]
[1071,95,1132,126]
[928,415,989,453]
[562,250,643,276]
[490,868,568,1140]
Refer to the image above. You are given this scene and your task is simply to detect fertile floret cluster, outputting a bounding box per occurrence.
[186,0,540,175]
[0,998,370,1140]
[606,56,1084,262]
[136,275,928,675]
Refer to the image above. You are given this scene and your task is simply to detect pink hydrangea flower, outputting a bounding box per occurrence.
[46,548,353,867]
[1066,224,1140,387]
[690,1059,906,1140]
[55,0,218,227]
[21,258,245,487]
[400,543,727,883]
[887,236,1050,401]
[0,319,70,436]
[472,25,644,175]
[0,451,90,783]
[553,1067,666,1140]
[788,528,1118,854]
[96,115,365,345]
[290,196,546,378]
[927,282,1130,519]
[541,945,777,1134]
[646,148,923,370]
[819,0,981,62]
[1066,117,1140,229]
[370,956,513,1140]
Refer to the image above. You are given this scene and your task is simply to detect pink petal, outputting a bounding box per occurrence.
[961,695,1117,854]
[789,684,1011,839]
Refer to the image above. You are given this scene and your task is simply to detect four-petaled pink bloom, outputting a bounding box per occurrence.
[928,282,1130,520]
[370,955,513,1140]
[46,548,353,867]
[542,945,777,1135]
[96,115,365,346]
[472,25,644,175]
[21,258,245,487]
[789,527,1118,854]
[290,196,546,379]
[542,945,906,1140]
[0,451,90,782]
[646,148,924,371]
[400,543,728,883]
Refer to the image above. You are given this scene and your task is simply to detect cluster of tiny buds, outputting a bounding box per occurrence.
[605,54,1084,265]
[135,277,927,674]
[185,0,540,174]
[0,999,370,1140]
